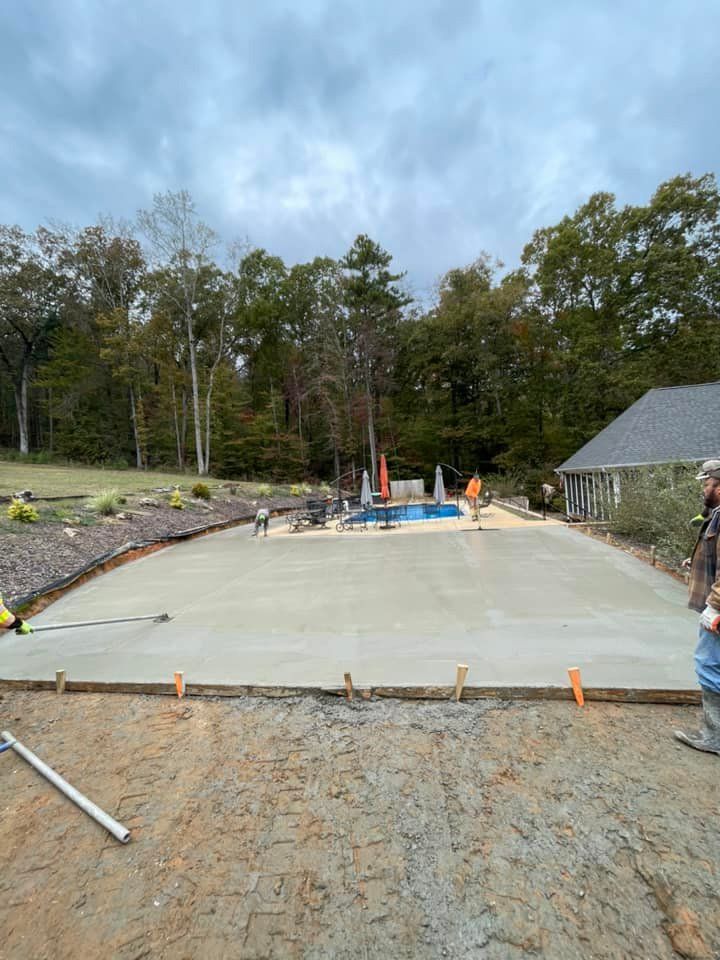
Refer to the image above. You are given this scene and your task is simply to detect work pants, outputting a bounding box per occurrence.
[695,623,720,694]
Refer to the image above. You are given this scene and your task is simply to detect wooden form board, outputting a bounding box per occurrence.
[0,678,701,705]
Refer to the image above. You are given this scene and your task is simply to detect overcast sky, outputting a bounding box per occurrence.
[2,1,718,300]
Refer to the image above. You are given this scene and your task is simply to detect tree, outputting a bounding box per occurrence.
[73,221,148,467]
[341,235,410,488]
[282,257,348,478]
[0,226,71,453]
[138,191,218,474]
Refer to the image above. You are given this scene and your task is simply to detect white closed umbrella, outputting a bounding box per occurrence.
[433,464,445,505]
[360,469,373,509]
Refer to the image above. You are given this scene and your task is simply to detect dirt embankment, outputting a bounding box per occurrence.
[0,691,717,959]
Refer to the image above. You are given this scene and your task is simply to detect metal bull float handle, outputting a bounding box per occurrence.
[31,613,171,632]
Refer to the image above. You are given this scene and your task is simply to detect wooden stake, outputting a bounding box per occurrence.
[455,664,469,701]
[605,532,611,544]
[344,672,353,701]
[567,667,584,706]
[174,671,185,699]
[55,670,66,695]
[650,545,657,566]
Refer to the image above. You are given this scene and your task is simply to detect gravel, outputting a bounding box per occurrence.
[0,493,301,605]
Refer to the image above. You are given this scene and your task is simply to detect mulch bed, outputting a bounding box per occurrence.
[0,493,301,605]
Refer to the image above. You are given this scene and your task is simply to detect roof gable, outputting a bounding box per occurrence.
[557,382,720,472]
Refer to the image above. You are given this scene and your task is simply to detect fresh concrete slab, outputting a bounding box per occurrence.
[1,520,698,689]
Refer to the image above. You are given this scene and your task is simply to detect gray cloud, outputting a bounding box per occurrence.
[1,0,718,300]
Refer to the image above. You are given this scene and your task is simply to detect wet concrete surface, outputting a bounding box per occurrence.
[1,518,697,688]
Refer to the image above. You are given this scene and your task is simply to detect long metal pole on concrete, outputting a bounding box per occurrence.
[31,613,171,632]
[1,730,131,843]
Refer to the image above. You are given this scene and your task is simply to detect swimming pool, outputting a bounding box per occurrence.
[356,502,464,523]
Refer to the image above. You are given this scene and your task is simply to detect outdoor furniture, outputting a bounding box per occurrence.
[335,512,368,532]
[286,500,331,532]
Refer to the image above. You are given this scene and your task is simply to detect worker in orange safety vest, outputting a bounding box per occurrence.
[464,474,483,520]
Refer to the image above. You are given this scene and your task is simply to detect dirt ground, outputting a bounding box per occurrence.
[1,691,718,960]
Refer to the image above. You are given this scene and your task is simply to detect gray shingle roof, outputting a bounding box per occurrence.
[557,382,720,472]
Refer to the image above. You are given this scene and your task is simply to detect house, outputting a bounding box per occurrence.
[556,382,720,520]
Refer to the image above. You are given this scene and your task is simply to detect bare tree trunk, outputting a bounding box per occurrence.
[203,316,226,477]
[180,386,188,465]
[171,380,183,469]
[204,398,212,475]
[129,384,143,469]
[14,367,29,455]
[186,314,206,474]
[48,386,53,455]
[365,365,378,490]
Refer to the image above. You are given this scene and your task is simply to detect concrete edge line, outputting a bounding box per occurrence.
[0,678,701,705]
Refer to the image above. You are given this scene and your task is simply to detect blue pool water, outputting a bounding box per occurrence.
[356,503,463,523]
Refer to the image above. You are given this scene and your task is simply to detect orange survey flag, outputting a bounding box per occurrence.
[465,477,481,499]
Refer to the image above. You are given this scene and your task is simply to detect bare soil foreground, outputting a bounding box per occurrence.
[1,691,718,959]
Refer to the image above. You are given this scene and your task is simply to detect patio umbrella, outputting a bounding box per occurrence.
[433,464,445,505]
[379,454,390,502]
[360,469,373,509]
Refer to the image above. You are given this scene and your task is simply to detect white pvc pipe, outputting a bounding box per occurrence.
[1,730,130,844]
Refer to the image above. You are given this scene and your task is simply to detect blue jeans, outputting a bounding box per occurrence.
[694,624,720,693]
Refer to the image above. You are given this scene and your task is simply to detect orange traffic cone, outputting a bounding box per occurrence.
[174,671,185,699]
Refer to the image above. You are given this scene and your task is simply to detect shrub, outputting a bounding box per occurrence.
[88,489,121,516]
[191,482,211,500]
[488,470,525,499]
[290,484,302,497]
[608,463,701,563]
[301,483,312,495]
[7,498,39,523]
[257,483,272,497]
[169,488,184,510]
[319,482,331,495]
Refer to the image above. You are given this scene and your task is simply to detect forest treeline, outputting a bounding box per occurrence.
[1,173,719,491]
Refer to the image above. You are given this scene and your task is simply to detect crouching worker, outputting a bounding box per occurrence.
[0,593,33,635]
[252,507,270,538]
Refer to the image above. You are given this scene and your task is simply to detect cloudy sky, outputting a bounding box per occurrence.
[2,0,718,299]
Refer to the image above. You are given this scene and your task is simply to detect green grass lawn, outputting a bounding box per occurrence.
[0,461,234,498]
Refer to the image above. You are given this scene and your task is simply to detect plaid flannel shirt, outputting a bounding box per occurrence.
[687,506,720,612]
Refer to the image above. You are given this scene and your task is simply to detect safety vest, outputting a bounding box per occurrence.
[0,594,15,627]
[465,477,482,499]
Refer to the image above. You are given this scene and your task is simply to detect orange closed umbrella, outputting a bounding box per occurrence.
[379,454,390,502]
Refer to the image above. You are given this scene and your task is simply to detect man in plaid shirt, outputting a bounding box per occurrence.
[675,460,720,755]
